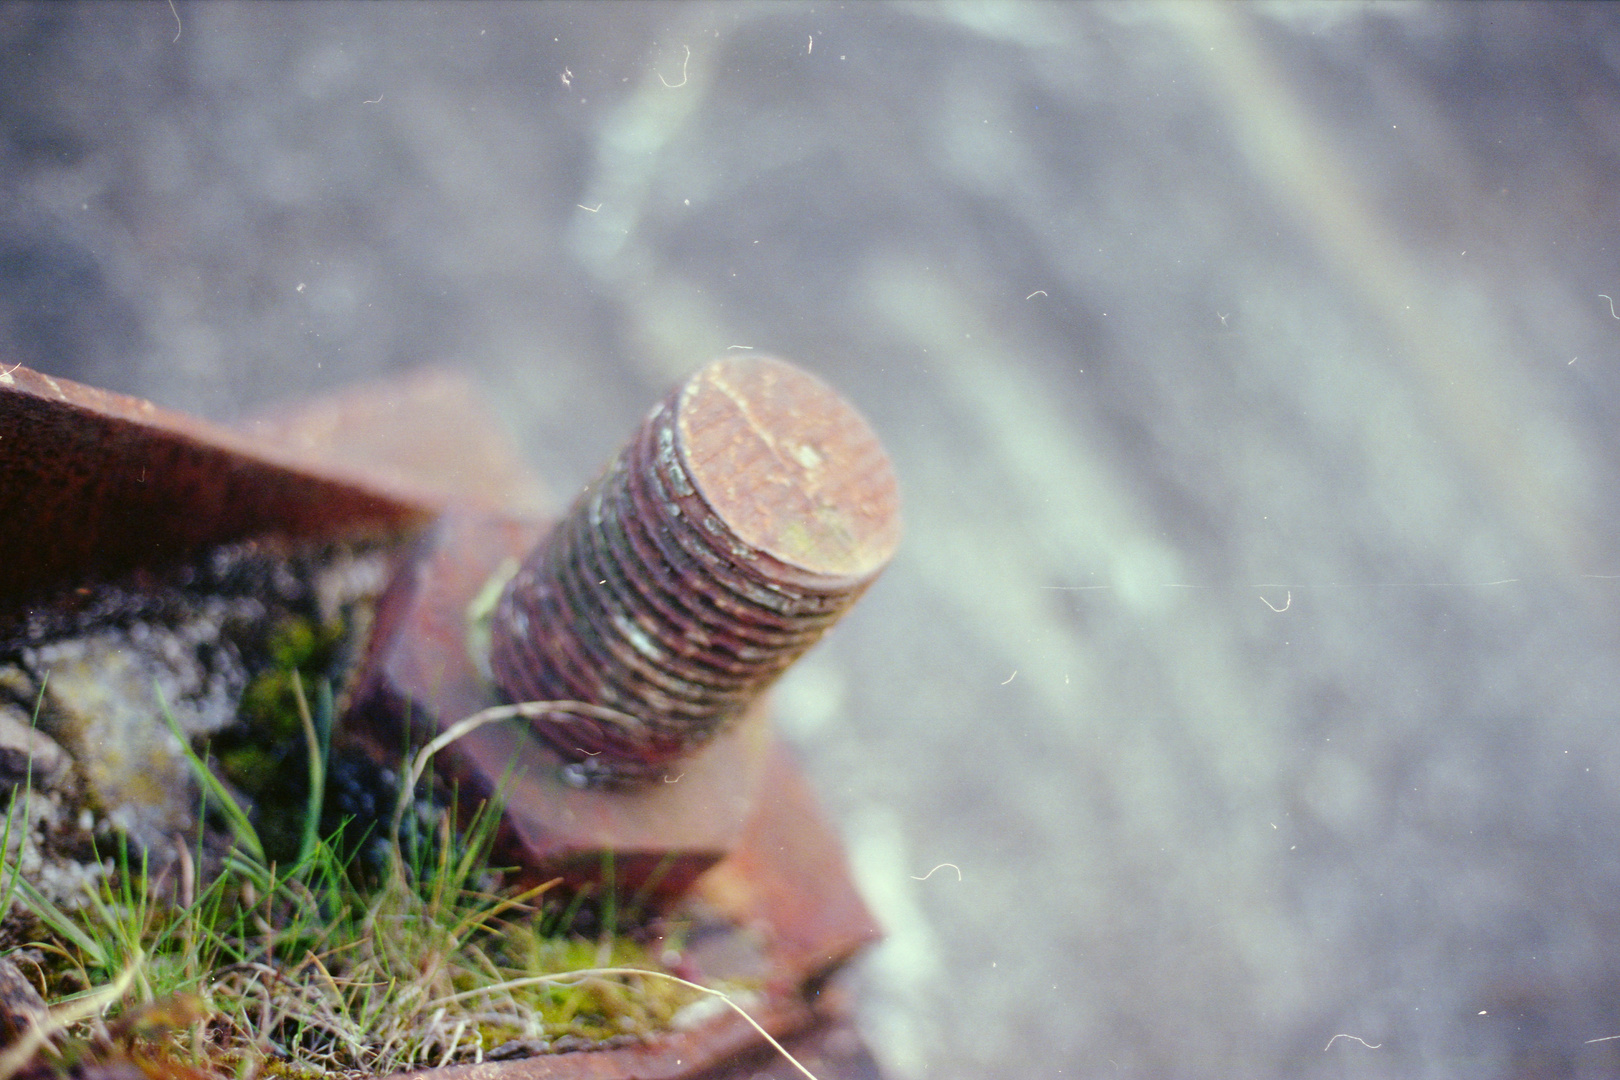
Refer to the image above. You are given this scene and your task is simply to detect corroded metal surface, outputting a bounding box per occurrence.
[239,368,551,517]
[345,508,772,906]
[490,358,900,778]
[342,504,881,1077]
[677,357,900,585]
[687,748,881,994]
[332,359,887,1078]
[0,360,885,1080]
[0,362,436,608]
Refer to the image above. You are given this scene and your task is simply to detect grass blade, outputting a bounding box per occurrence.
[289,669,326,868]
[0,677,46,923]
[156,684,264,867]
[8,873,108,966]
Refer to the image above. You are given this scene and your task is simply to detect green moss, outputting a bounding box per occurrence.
[474,1022,524,1053]
[256,1058,325,1080]
[214,615,351,865]
[484,923,703,1041]
[236,617,346,742]
[215,746,279,793]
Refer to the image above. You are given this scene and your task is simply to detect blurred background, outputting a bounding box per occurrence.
[6,2,1620,1077]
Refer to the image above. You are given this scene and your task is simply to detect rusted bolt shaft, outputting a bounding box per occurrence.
[488,356,900,781]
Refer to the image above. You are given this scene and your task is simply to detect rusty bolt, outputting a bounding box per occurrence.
[488,356,900,783]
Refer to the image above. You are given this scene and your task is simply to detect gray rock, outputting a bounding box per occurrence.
[24,619,248,855]
[0,954,49,1048]
[0,703,69,795]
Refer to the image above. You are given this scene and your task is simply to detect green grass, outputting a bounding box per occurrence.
[0,683,820,1080]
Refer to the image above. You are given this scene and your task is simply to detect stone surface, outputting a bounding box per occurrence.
[0,699,104,913]
[0,702,70,794]
[25,625,247,853]
[0,955,50,1049]
[13,6,1620,1078]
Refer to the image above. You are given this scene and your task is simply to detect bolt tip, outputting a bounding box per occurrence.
[677,356,901,586]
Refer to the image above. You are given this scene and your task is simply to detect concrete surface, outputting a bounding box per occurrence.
[6,2,1620,1077]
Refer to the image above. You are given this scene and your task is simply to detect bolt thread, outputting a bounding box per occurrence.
[488,357,900,782]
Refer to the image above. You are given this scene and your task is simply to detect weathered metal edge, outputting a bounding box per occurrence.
[0,361,440,606]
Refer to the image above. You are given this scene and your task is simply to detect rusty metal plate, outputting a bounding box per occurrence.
[239,368,550,517]
[0,362,883,1080]
[0,362,437,607]
[344,507,775,906]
